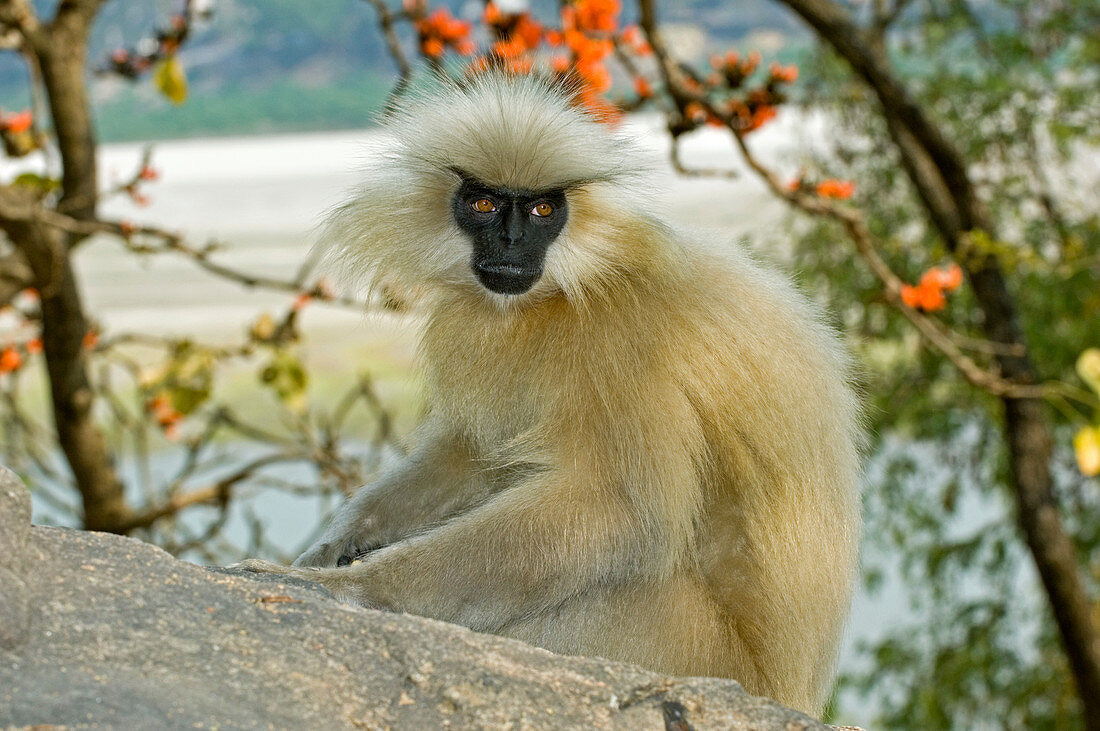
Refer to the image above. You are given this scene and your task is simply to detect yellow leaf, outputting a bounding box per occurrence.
[1075,426,1100,477]
[1078,348,1100,396]
[250,313,275,342]
[153,56,188,105]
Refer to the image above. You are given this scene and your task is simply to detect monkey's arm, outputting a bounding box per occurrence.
[243,415,700,630]
[293,422,491,567]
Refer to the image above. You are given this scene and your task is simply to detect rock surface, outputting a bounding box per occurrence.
[0,465,829,730]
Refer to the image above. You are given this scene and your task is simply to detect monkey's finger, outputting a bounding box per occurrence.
[227,558,288,574]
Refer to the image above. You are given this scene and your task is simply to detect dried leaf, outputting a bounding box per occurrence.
[1073,426,1100,477]
[153,55,188,105]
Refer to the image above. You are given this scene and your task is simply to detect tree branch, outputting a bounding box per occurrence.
[117,453,310,533]
[361,0,414,114]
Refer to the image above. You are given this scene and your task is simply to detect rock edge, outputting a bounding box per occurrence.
[0,465,831,730]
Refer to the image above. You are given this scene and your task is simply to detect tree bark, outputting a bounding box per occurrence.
[18,233,134,531]
[766,0,1100,724]
[3,0,134,531]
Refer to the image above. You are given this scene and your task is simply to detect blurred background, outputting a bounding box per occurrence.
[0,1,1097,728]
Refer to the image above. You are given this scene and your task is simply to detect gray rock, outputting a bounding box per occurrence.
[0,464,32,572]
[0,468,830,730]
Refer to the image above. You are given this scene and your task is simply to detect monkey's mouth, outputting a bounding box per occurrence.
[472,261,543,295]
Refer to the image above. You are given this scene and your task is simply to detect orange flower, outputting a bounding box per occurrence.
[465,56,491,75]
[138,165,159,181]
[575,58,611,93]
[483,1,503,24]
[574,0,619,33]
[900,283,946,312]
[0,347,21,373]
[769,62,798,84]
[634,76,653,99]
[900,263,965,312]
[815,179,856,199]
[921,263,963,292]
[293,293,312,311]
[416,8,472,58]
[149,393,184,439]
[126,186,151,206]
[1,110,33,133]
[744,104,777,132]
[505,56,534,75]
[514,15,543,49]
[82,330,99,349]
[711,51,738,69]
[684,102,708,124]
[119,220,138,237]
[421,37,444,57]
[744,51,761,75]
[492,36,527,59]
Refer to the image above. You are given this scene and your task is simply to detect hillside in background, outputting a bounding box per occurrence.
[0,0,806,142]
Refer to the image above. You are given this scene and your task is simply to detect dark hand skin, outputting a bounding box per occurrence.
[450,177,568,295]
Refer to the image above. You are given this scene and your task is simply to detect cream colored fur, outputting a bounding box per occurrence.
[237,73,863,716]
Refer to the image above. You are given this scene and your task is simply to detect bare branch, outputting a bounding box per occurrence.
[669,134,739,180]
[0,248,33,303]
[118,452,311,533]
[361,0,414,114]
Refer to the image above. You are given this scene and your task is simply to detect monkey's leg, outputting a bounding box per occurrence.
[293,422,491,567]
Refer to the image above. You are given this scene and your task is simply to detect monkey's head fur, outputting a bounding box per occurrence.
[325,72,651,306]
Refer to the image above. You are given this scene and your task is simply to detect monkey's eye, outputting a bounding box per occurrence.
[471,198,497,213]
[531,202,554,217]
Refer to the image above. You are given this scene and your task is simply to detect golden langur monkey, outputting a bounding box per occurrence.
[235,73,862,716]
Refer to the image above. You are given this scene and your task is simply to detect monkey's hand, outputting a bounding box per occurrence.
[229,558,298,575]
[230,558,389,610]
[292,520,383,568]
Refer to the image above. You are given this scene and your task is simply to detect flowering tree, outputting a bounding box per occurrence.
[1,0,1096,724]
[350,0,1098,724]
[0,0,397,562]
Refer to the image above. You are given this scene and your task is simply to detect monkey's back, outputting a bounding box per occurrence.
[667,239,862,709]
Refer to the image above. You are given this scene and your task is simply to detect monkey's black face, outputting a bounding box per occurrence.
[451,178,568,296]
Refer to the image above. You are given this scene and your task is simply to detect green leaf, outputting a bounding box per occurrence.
[153,56,188,105]
[11,172,60,196]
[259,351,308,411]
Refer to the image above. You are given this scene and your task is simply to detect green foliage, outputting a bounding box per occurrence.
[146,340,215,416]
[259,351,308,412]
[783,1,1100,726]
[843,426,1092,728]
[11,172,60,197]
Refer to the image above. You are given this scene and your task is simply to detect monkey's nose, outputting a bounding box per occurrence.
[499,231,525,248]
